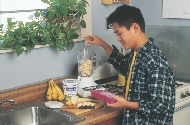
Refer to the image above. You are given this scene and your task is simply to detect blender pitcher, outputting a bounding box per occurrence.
[77,49,99,87]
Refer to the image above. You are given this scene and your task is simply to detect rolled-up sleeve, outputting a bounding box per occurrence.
[107,45,131,76]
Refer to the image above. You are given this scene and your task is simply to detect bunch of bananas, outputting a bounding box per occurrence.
[46,79,65,101]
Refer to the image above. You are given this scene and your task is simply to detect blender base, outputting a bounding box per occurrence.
[77,76,105,97]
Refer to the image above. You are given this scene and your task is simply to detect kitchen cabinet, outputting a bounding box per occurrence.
[97,114,123,125]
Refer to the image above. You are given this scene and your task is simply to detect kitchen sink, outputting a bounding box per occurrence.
[0,101,84,125]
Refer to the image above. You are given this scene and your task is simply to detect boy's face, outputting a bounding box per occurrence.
[113,22,137,50]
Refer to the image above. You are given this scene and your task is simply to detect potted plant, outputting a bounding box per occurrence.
[0,0,88,56]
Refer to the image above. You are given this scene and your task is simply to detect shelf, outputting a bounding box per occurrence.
[101,0,130,5]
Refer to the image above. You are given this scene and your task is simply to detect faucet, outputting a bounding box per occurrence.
[0,99,14,111]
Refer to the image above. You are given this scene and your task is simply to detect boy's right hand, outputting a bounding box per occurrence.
[85,35,106,46]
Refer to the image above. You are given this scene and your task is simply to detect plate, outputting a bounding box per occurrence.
[44,101,64,109]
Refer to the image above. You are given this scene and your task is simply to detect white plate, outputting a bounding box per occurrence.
[44,101,64,109]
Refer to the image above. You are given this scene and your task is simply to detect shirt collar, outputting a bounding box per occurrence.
[137,40,155,58]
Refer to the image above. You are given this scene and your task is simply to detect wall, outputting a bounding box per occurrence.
[90,0,190,81]
[0,42,84,91]
[88,0,190,63]
[1,0,190,91]
[131,0,190,26]
[131,0,190,81]
[88,1,123,63]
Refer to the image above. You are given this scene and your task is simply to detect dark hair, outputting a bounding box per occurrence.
[107,4,145,32]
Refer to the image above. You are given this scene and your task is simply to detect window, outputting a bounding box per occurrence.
[0,0,48,24]
[0,0,92,53]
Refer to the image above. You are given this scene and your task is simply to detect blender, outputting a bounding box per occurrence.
[77,48,104,97]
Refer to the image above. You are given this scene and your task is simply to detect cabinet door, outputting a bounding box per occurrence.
[97,114,123,125]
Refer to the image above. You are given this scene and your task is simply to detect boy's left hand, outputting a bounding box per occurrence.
[107,95,128,109]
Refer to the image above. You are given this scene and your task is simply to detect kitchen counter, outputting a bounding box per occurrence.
[0,75,123,125]
[35,98,123,125]
[75,106,123,125]
[34,99,123,125]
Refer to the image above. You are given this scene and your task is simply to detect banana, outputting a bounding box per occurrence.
[47,81,53,95]
[49,79,58,100]
[51,80,63,95]
[58,95,64,101]
[66,100,72,106]
[49,79,65,101]
[46,95,53,101]
[46,79,53,101]
[52,93,58,100]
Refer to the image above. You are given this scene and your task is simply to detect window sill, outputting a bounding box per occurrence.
[0,37,84,54]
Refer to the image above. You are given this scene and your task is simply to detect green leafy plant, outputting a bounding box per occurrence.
[0,18,47,56]
[0,0,88,56]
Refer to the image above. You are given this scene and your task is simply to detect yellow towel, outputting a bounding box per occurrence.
[125,51,137,99]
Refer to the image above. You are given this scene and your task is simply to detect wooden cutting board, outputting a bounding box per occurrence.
[60,99,104,115]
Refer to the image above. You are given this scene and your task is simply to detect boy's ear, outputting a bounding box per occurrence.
[132,23,139,33]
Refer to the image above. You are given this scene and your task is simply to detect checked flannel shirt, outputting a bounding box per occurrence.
[107,39,175,125]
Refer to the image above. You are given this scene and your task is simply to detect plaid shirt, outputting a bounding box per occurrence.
[108,40,175,125]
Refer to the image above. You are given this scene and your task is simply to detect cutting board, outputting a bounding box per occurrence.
[60,99,104,115]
